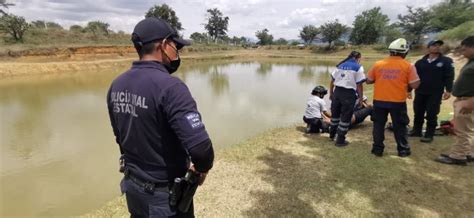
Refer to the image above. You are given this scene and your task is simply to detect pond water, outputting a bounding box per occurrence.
[0,59,375,216]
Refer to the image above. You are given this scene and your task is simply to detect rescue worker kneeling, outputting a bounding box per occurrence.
[303,85,331,133]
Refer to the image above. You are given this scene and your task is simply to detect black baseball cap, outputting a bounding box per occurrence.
[427,40,444,48]
[132,17,190,49]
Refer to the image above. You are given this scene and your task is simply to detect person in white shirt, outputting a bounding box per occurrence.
[329,51,366,146]
[303,85,332,133]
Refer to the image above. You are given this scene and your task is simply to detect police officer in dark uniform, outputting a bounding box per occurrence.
[409,40,455,143]
[107,18,214,217]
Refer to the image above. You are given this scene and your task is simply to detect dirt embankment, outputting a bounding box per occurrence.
[0,45,136,59]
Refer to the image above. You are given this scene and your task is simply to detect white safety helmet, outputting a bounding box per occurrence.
[388,38,410,53]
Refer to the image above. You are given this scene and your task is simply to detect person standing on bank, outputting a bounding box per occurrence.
[367,38,420,157]
[409,40,455,143]
[107,18,214,217]
[435,36,474,165]
[329,51,366,146]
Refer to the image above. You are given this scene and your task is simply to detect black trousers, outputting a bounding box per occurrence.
[330,87,357,143]
[350,107,373,128]
[121,177,194,218]
[303,116,328,133]
[413,92,443,137]
[372,105,410,153]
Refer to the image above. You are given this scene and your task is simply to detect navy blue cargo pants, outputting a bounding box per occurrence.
[330,87,357,144]
[413,92,443,137]
[121,177,194,218]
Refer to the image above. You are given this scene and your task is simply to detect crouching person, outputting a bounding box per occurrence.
[303,85,331,133]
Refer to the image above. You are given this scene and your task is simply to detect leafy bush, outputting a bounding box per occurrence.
[439,21,474,41]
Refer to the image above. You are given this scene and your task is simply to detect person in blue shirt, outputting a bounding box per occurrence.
[350,95,373,128]
[329,51,366,146]
[409,40,454,143]
[107,18,214,217]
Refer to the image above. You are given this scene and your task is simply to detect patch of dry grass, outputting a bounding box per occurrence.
[84,123,473,217]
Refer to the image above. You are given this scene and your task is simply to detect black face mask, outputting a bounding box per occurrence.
[165,55,181,74]
[162,42,181,74]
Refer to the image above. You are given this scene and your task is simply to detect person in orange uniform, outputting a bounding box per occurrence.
[366,38,421,157]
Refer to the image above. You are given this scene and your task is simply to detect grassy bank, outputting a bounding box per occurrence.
[83,123,473,217]
[80,54,471,217]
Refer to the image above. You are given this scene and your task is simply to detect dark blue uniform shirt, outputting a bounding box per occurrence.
[414,54,454,95]
[107,61,210,183]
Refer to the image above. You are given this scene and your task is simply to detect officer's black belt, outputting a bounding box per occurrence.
[126,171,170,193]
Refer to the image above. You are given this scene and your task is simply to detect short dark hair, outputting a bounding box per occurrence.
[134,40,160,59]
[461,36,474,47]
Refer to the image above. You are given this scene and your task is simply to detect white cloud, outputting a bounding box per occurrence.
[7,0,443,40]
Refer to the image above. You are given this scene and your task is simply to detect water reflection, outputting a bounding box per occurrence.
[298,65,334,85]
[256,63,273,79]
[1,59,353,216]
[208,67,230,96]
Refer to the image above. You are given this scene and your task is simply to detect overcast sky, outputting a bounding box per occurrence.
[7,0,443,40]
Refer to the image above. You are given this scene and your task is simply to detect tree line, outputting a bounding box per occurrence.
[0,0,473,46]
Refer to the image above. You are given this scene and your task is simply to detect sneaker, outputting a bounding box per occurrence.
[435,155,467,166]
[409,130,422,137]
[398,150,411,157]
[335,140,349,147]
[420,136,433,143]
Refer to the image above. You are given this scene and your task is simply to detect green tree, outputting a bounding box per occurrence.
[429,0,474,31]
[350,7,389,45]
[383,24,404,44]
[32,20,63,29]
[69,24,84,32]
[274,38,288,45]
[190,32,208,43]
[32,20,46,29]
[397,6,432,44]
[46,22,63,29]
[0,14,29,42]
[320,19,348,48]
[145,4,183,31]
[255,28,273,45]
[0,0,14,15]
[204,8,229,43]
[84,21,110,36]
[231,36,245,45]
[299,25,320,45]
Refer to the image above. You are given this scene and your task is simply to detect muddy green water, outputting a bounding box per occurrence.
[0,59,374,216]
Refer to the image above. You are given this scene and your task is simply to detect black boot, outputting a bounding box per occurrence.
[335,136,349,147]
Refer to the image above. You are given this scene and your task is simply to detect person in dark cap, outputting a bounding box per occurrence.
[107,17,214,217]
[409,40,455,143]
